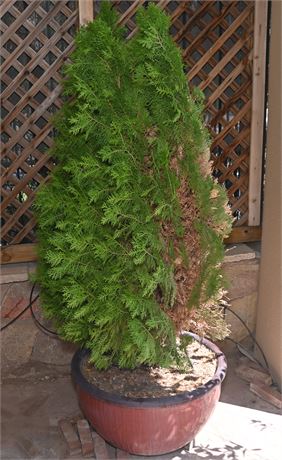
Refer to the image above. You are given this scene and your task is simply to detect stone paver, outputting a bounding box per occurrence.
[1,318,39,369]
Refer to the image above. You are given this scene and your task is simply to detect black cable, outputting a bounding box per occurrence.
[226,337,265,368]
[224,304,269,370]
[29,282,59,336]
[1,282,58,336]
[1,291,39,331]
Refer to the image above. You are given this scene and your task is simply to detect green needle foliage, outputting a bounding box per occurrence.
[35,3,232,370]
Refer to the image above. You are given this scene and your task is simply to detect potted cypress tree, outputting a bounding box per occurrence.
[35,3,232,456]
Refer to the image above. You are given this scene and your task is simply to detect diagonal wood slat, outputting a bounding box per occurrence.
[1,0,256,249]
[104,0,255,227]
[1,0,78,245]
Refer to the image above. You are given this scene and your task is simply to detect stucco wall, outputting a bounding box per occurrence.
[223,244,260,342]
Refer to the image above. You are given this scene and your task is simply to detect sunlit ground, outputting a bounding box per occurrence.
[186,401,282,460]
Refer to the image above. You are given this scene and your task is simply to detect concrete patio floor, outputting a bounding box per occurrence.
[1,339,281,460]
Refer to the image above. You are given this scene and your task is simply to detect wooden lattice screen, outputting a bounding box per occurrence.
[1,0,78,250]
[110,0,255,226]
[1,0,266,263]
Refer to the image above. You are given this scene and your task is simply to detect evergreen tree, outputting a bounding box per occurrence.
[35,3,232,370]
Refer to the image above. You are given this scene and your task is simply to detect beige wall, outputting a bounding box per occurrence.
[255,1,282,389]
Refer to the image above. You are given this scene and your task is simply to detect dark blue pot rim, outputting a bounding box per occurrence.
[71,332,227,408]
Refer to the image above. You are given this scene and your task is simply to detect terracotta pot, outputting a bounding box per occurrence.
[71,332,227,456]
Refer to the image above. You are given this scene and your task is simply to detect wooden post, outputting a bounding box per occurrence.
[255,0,282,389]
[79,0,94,26]
[248,1,268,226]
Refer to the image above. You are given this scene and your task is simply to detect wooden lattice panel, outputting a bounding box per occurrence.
[1,0,254,248]
[1,0,78,245]
[107,0,254,226]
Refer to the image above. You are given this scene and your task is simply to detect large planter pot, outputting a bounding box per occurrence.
[71,332,227,456]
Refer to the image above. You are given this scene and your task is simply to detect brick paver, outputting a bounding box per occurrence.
[59,420,82,458]
[77,419,95,457]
